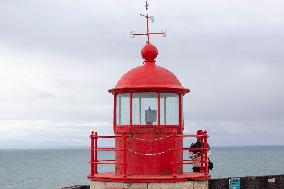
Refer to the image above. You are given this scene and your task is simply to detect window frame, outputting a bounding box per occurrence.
[114,92,183,131]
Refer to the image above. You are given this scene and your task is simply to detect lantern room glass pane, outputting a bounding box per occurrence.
[160,93,179,125]
[116,93,130,125]
[132,93,158,125]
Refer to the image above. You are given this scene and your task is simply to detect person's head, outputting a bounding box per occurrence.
[197,130,203,143]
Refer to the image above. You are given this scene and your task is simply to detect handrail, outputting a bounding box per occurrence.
[180,131,209,175]
[89,130,209,178]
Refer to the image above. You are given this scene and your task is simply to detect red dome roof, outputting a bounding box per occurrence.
[109,43,189,94]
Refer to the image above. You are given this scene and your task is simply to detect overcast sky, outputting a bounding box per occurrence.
[0,0,283,147]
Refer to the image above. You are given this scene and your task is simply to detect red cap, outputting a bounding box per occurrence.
[197,130,203,135]
[141,43,158,62]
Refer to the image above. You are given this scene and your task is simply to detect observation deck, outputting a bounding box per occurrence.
[88,131,211,183]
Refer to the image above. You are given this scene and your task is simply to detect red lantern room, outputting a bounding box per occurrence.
[109,42,189,176]
[89,2,210,188]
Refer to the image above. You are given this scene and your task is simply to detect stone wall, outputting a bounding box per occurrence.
[89,180,208,189]
[209,174,284,189]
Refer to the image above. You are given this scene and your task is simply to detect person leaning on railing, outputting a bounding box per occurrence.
[189,130,213,172]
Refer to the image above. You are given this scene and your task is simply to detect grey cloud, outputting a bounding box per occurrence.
[0,0,283,146]
[36,91,56,98]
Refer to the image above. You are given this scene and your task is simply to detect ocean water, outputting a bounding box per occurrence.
[0,146,283,189]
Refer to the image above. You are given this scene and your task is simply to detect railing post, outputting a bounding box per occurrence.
[123,133,127,178]
[90,131,95,176]
[204,130,209,174]
[172,130,177,177]
[200,131,204,173]
[94,132,98,174]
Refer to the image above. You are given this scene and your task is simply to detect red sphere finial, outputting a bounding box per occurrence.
[141,43,158,62]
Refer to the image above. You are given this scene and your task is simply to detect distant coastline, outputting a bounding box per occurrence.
[1,145,283,149]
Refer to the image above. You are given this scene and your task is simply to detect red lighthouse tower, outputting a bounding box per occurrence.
[89,2,210,189]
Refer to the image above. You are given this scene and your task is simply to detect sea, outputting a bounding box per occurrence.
[0,146,283,189]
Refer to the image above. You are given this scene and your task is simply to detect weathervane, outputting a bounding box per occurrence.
[130,1,166,43]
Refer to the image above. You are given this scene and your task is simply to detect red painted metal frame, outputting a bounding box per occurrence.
[178,94,182,131]
[90,131,95,176]
[89,173,209,182]
[123,133,127,177]
[113,94,117,131]
[114,92,182,131]
[157,92,161,129]
[114,125,182,134]
[204,131,209,174]
[130,93,133,130]
[88,130,210,182]
[172,130,177,177]
[109,88,189,95]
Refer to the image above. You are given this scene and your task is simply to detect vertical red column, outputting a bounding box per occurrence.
[200,131,204,173]
[178,94,182,132]
[204,131,208,174]
[113,94,117,131]
[94,132,98,174]
[90,131,95,176]
[130,93,133,130]
[172,130,177,177]
[123,133,127,178]
[158,92,160,129]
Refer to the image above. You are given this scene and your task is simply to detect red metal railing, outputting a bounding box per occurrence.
[178,130,209,175]
[89,131,126,177]
[89,130,209,178]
